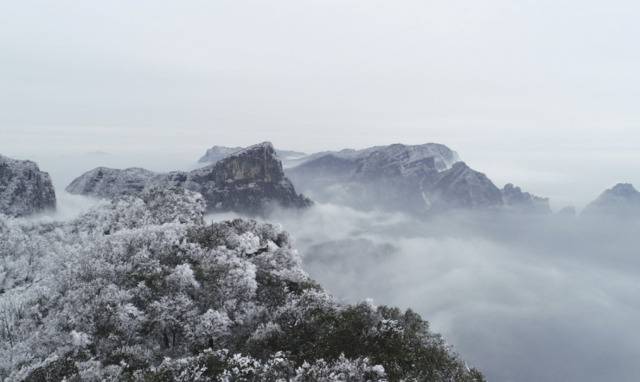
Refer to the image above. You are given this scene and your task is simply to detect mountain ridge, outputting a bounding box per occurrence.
[67,142,311,215]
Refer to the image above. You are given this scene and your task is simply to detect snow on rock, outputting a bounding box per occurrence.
[0,154,56,217]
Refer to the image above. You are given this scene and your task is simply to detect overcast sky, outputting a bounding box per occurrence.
[2,0,640,206]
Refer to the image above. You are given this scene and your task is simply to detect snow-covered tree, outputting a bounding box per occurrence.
[0,187,483,381]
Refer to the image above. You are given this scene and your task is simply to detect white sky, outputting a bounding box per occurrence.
[2,0,640,207]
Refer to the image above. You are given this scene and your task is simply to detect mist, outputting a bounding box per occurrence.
[209,204,640,382]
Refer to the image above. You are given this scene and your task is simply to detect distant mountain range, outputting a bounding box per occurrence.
[2,142,638,219]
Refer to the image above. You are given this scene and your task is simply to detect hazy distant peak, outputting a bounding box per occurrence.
[291,142,460,173]
[583,182,640,217]
[198,146,244,163]
[501,183,551,213]
[609,183,639,195]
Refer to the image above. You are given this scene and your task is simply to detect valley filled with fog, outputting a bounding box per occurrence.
[16,148,639,382]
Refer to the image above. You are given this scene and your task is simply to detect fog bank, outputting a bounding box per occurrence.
[211,204,640,382]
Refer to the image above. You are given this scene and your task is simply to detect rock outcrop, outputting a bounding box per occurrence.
[582,183,640,217]
[67,143,311,215]
[0,154,56,217]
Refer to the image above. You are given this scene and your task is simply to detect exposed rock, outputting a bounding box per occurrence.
[582,183,640,217]
[501,183,551,213]
[67,143,311,215]
[186,142,312,214]
[0,155,56,217]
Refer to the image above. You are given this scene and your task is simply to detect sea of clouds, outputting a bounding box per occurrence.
[212,204,640,382]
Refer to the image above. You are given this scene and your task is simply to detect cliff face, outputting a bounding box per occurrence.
[189,143,311,214]
[66,143,311,215]
[0,155,56,217]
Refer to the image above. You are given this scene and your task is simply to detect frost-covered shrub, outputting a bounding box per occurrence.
[0,187,483,381]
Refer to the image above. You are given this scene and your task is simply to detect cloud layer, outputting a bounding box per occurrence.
[211,204,640,382]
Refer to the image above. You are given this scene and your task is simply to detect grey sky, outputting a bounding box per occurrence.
[2,0,640,206]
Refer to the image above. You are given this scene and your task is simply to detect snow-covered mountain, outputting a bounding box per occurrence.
[582,183,640,217]
[292,143,459,172]
[0,154,56,217]
[286,143,549,215]
[67,143,311,215]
